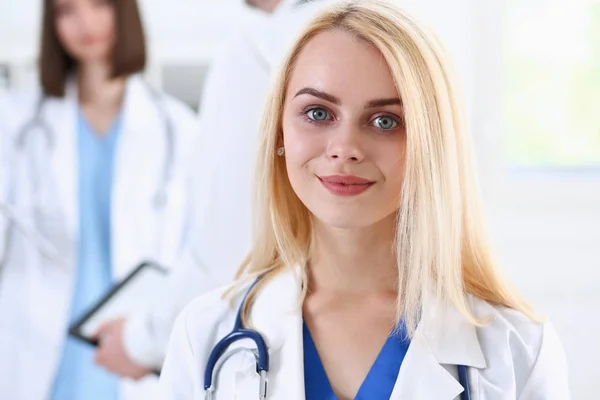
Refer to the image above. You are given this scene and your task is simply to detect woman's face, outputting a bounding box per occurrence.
[53,0,116,64]
[282,29,407,230]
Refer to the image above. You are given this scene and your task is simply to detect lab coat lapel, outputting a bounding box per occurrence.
[233,268,306,400]
[45,80,79,257]
[390,294,487,400]
[111,75,166,279]
[390,329,465,399]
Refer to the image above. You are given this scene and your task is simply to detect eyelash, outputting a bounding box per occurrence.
[300,106,402,131]
[300,107,333,125]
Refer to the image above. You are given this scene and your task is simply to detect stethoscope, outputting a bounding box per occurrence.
[0,81,175,269]
[204,277,269,400]
[203,277,473,400]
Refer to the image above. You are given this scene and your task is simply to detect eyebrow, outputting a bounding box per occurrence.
[294,88,340,105]
[294,87,402,109]
[365,98,402,108]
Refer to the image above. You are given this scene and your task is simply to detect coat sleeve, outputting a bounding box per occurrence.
[518,322,571,400]
[121,242,222,368]
[157,306,201,400]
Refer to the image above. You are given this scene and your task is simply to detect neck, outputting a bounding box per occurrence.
[308,214,398,294]
[77,61,126,107]
[247,0,281,13]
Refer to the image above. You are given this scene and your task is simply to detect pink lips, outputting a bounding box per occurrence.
[318,174,375,197]
[83,36,105,45]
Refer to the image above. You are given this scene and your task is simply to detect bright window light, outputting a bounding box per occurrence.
[503,0,600,167]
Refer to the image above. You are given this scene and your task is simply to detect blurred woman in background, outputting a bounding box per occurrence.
[0,0,198,399]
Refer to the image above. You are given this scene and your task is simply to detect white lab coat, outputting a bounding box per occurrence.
[119,0,340,372]
[0,75,198,400]
[159,268,570,399]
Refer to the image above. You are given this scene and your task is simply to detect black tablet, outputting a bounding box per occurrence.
[69,261,169,347]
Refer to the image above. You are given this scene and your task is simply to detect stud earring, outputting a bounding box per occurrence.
[276,147,285,157]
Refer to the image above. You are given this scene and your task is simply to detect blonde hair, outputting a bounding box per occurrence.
[231,0,535,335]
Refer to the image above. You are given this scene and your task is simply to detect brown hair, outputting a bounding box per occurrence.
[40,0,147,97]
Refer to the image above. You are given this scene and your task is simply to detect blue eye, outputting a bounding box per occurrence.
[306,108,331,122]
[372,116,398,130]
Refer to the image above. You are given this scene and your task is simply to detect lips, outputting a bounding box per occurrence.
[83,36,105,45]
[318,174,375,197]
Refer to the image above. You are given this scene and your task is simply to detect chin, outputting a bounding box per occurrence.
[312,211,373,230]
[309,202,399,232]
[73,46,112,64]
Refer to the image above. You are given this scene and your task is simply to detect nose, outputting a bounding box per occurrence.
[326,125,365,162]
[78,3,101,32]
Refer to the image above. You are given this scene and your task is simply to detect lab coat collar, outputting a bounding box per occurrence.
[419,292,487,368]
[234,266,486,399]
[65,73,157,138]
[391,292,487,399]
[44,77,79,244]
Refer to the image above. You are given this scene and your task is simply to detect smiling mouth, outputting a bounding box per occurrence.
[318,175,375,197]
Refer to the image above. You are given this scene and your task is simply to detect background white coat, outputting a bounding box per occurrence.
[0,75,199,400]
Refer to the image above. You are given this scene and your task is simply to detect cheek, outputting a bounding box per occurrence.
[379,140,406,191]
[99,8,116,38]
[55,18,77,49]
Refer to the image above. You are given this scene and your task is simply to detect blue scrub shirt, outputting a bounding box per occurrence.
[50,109,122,400]
[303,320,410,399]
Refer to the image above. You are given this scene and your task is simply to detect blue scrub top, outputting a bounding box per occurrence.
[50,110,122,400]
[303,320,410,399]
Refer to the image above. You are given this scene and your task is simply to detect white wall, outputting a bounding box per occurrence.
[1,0,598,397]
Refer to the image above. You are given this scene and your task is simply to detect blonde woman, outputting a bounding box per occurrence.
[158,1,569,398]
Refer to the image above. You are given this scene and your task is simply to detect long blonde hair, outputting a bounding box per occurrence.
[231,0,534,335]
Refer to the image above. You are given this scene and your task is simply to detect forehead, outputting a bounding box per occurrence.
[286,29,399,102]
